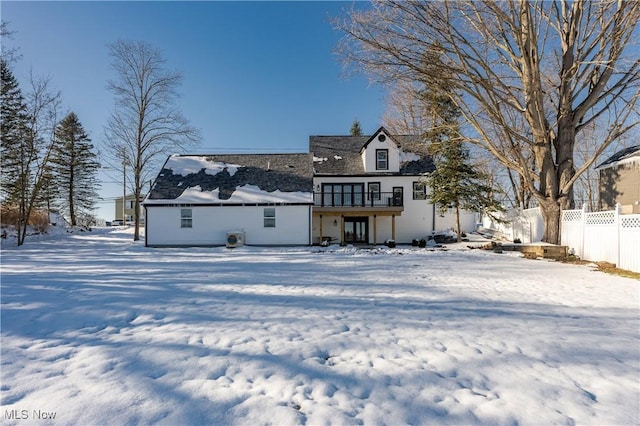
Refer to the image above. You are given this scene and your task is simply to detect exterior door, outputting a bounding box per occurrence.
[344,217,368,243]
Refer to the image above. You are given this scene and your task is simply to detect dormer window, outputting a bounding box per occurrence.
[376,149,389,170]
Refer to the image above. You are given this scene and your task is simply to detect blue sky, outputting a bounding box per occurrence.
[3,1,385,221]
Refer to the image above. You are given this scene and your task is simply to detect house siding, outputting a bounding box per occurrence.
[146,205,311,246]
[598,162,640,213]
[361,133,401,173]
[312,175,476,244]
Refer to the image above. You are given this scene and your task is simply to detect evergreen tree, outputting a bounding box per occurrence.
[350,118,363,136]
[50,112,100,226]
[1,58,30,226]
[428,140,502,242]
[423,88,502,242]
[1,58,62,245]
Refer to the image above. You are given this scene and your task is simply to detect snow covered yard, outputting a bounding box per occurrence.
[1,228,638,425]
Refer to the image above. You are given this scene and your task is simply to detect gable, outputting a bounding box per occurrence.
[310,130,434,176]
[360,126,400,152]
[360,127,401,173]
[145,153,314,205]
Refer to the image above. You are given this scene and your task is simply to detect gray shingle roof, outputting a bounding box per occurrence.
[309,134,435,175]
[595,145,640,170]
[145,153,314,204]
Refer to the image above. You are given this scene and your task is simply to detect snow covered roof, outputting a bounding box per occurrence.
[309,130,435,175]
[595,145,640,171]
[144,154,314,205]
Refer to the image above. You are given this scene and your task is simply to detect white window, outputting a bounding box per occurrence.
[264,208,276,227]
[181,209,192,228]
[376,149,389,170]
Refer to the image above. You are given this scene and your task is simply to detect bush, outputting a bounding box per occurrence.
[0,204,20,226]
[30,210,49,233]
[1,204,49,233]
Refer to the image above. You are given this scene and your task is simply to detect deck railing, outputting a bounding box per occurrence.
[313,192,403,208]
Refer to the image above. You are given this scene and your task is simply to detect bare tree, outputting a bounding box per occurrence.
[1,21,21,64]
[3,72,61,246]
[104,40,200,241]
[382,81,431,135]
[337,0,640,244]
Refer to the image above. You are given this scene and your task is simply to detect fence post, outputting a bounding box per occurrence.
[615,203,621,268]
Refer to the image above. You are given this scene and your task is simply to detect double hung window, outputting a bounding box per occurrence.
[181,209,192,228]
[264,208,276,227]
[376,149,389,170]
[413,182,427,200]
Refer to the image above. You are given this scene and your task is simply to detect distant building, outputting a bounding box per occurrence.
[115,194,146,223]
[595,145,640,214]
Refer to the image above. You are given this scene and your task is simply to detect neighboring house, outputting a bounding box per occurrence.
[115,194,145,223]
[595,145,640,214]
[143,126,476,247]
[144,154,314,247]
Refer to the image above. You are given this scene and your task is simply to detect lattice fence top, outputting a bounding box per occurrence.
[585,211,616,225]
[621,215,640,229]
[562,209,583,222]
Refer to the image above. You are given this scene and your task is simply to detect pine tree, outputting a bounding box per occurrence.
[50,112,100,226]
[423,89,502,242]
[350,118,363,136]
[1,59,30,229]
[428,140,502,242]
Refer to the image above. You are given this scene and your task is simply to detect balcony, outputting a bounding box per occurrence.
[313,191,403,213]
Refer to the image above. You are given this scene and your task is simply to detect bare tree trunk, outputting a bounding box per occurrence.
[69,165,76,226]
[134,159,142,241]
[337,0,640,246]
[105,40,200,242]
[455,204,461,243]
[16,75,60,245]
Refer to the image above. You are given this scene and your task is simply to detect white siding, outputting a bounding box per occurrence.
[146,205,311,246]
[312,176,477,244]
[361,132,401,173]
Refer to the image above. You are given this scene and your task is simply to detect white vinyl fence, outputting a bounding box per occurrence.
[481,207,543,243]
[561,204,640,273]
[482,204,640,272]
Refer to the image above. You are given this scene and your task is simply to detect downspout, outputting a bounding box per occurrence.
[309,205,313,246]
[144,205,148,247]
[432,203,436,233]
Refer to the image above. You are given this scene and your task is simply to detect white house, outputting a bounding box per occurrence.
[143,127,476,247]
[310,126,475,245]
[144,154,314,247]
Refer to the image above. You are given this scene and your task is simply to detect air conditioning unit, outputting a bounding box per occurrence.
[226,231,245,248]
